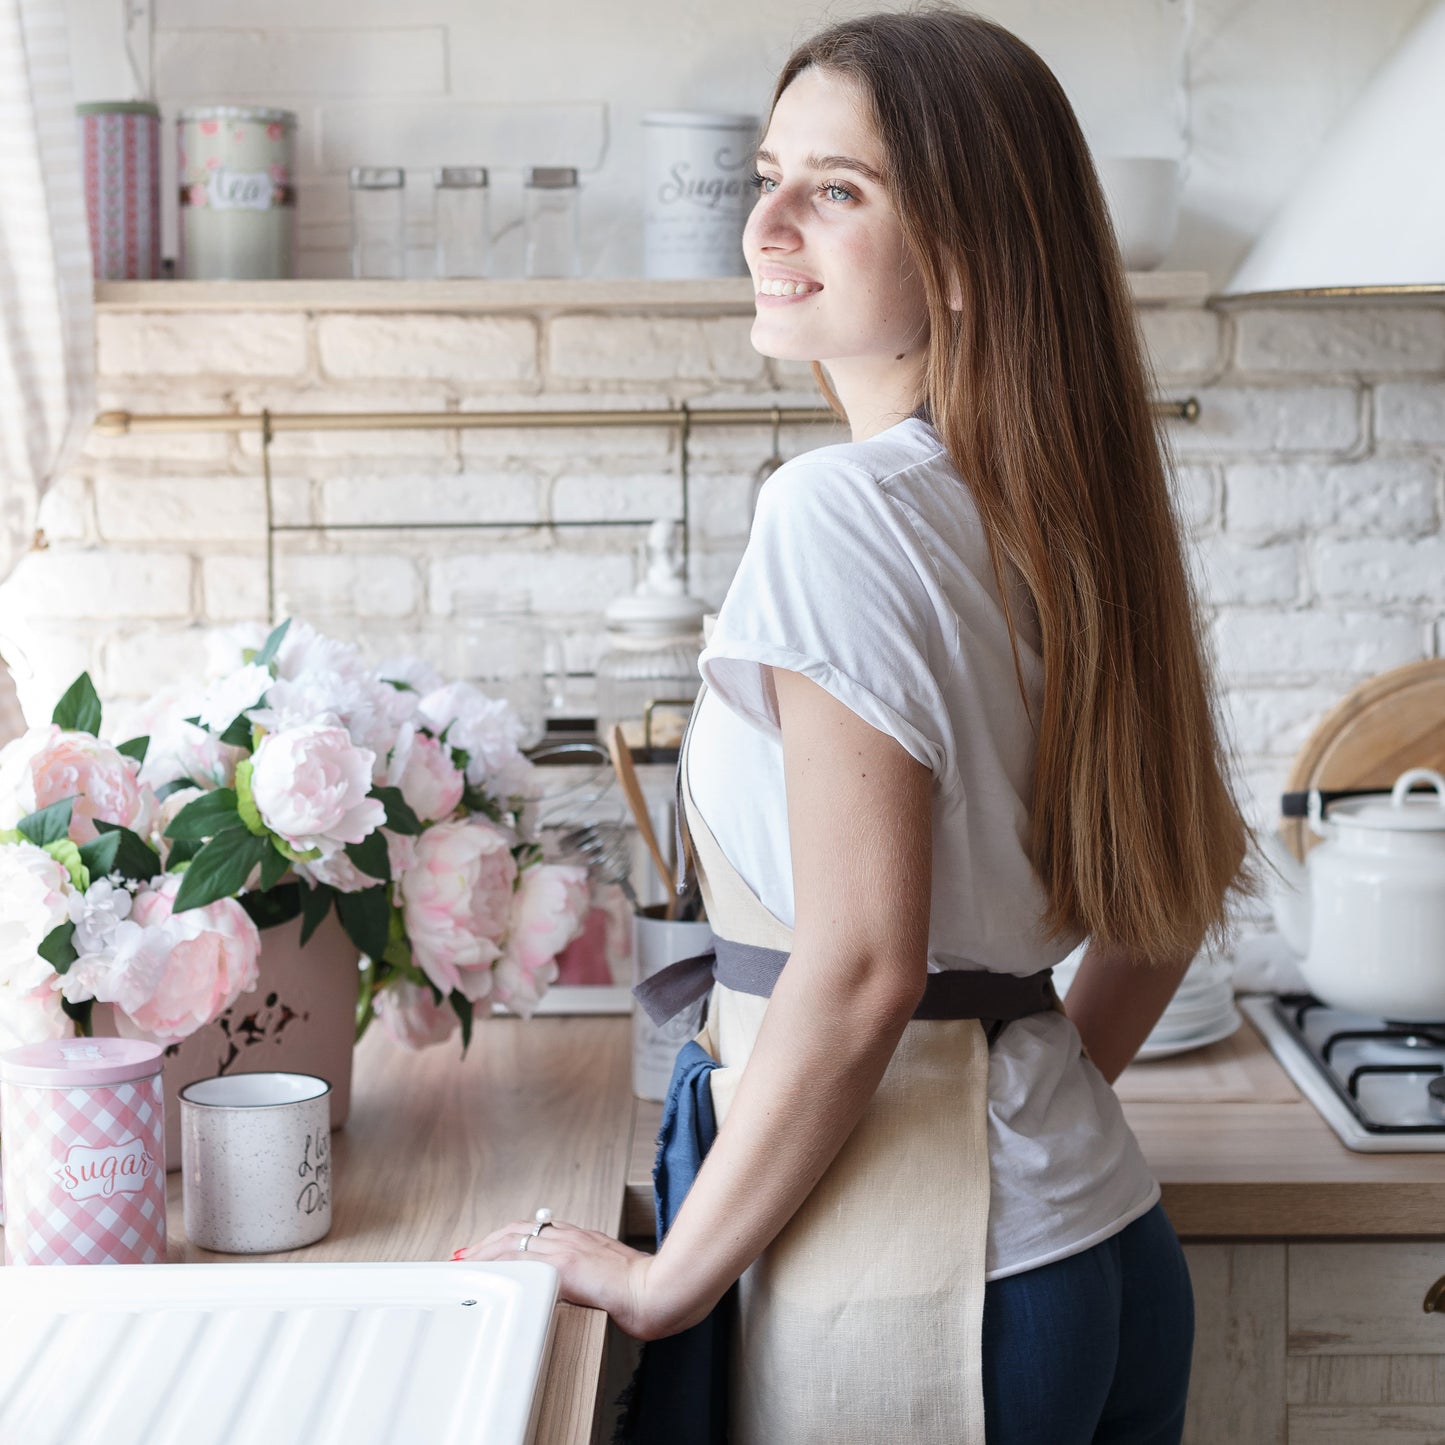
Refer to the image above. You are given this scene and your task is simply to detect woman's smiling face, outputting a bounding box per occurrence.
[744,67,929,380]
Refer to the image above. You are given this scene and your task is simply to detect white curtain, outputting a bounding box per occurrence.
[0,0,93,589]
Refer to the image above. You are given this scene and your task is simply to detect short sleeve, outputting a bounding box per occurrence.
[699,459,957,787]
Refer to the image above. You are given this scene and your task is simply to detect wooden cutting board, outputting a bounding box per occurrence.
[1280,658,1445,861]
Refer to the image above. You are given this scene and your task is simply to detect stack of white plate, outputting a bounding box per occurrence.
[1053,948,1241,1061]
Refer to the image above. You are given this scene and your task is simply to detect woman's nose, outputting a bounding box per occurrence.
[745,193,802,254]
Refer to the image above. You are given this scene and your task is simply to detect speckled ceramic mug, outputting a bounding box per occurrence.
[179,1072,332,1254]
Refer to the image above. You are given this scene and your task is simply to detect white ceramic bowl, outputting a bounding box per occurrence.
[1096,157,1181,272]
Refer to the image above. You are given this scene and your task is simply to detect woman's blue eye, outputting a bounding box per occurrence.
[821,182,857,203]
[749,172,777,193]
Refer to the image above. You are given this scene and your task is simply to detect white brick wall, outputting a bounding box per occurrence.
[6,294,1445,843]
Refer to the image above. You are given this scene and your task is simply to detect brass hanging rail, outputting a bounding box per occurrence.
[89,398,1199,621]
[93,397,1199,434]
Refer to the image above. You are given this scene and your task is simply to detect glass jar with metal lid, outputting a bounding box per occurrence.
[595,520,707,751]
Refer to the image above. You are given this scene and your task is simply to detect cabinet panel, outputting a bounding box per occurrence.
[1289,1404,1445,1442]
[1288,1355,1445,1406]
[1290,1245,1445,1356]
[1183,1244,1287,1445]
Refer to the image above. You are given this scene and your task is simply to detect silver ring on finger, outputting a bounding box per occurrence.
[517,1234,531,1253]
[531,1207,554,1237]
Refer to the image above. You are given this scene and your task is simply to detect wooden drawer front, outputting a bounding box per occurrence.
[1290,1245,1445,1357]
[1289,1404,1445,1442]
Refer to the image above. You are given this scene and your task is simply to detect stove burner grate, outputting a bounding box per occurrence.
[1272,993,1445,1135]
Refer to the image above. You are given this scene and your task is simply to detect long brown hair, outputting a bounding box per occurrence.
[774,9,1252,960]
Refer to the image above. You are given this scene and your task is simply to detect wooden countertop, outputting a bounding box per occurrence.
[1,1016,637,1445]
[624,1011,1445,1241]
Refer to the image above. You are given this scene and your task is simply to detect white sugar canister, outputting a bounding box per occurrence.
[642,111,758,278]
[178,105,297,279]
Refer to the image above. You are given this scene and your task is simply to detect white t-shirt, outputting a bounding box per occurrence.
[691,414,1160,1280]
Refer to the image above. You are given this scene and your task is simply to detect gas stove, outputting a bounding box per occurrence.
[1241,994,1445,1152]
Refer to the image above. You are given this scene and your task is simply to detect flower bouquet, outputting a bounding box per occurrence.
[0,619,592,1060]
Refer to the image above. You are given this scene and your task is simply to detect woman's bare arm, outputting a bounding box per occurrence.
[644,664,933,1334]
[1062,940,1196,1084]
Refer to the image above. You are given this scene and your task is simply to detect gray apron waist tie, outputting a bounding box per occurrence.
[634,935,1056,1029]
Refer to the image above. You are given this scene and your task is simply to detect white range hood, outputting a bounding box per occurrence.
[1225,0,1445,297]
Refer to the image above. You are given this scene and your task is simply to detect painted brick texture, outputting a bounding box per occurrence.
[4,296,1444,841]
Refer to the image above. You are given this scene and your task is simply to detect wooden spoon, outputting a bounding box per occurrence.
[606,724,675,907]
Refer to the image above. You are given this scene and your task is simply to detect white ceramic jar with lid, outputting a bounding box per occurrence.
[595,519,707,750]
[1274,768,1445,1021]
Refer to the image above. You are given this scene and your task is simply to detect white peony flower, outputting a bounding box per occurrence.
[0,841,75,1050]
[196,662,273,734]
[67,877,135,956]
[417,681,537,800]
[375,655,444,696]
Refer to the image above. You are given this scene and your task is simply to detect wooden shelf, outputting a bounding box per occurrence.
[94,271,1212,312]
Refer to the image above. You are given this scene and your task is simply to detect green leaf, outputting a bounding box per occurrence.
[335,884,390,961]
[217,714,254,749]
[17,797,75,848]
[259,840,289,892]
[78,821,161,885]
[51,674,102,736]
[344,830,390,882]
[449,990,474,1056]
[239,881,302,931]
[165,787,242,842]
[172,828,271,912]
[38,920,77,973]
[155,776,201,801]
[370,786,422,835]
[253,618,292,670]
[298,879,334,946]
[116,735,149,763]
[164,837,202,868]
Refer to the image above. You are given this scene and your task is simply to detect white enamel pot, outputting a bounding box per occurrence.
[1289,768,1445,1021]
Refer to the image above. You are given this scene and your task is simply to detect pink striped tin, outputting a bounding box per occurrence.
[77,101,162,281]
[0,1037,167,1265]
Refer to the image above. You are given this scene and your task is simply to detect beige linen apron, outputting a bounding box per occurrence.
[677,686,995,1445]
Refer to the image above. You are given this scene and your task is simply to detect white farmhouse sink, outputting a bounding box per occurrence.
[0,1260,558,1445]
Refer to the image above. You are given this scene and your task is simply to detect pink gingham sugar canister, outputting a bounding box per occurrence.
[0,1038,166,1265]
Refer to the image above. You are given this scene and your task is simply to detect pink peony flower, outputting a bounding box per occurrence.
[400,820,517,999]
[299,829,413,894]
[491,863,590,1016]
[374,979,459,1050]
[389,727,464,825]
[249,723,385,857]
[0,725,155,844]
[108,876,260,1044]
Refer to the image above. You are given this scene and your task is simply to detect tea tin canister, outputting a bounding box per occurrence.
[178,104,297,280]
[0,1037,166,1265]
[641,110,757,278]
[76,101,163,280]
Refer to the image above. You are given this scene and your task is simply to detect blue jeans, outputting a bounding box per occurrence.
[982,1202,1194,1445]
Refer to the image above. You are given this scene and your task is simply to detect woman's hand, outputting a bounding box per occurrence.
[451,1220,680,1341]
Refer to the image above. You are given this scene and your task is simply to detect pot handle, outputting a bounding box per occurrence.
[1392,768,1445,810]
[1306,788,1335,840]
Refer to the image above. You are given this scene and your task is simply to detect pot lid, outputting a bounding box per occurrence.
[1324,768,1445,832]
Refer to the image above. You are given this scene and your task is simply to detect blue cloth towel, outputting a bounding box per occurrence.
[613,1040,731,1445]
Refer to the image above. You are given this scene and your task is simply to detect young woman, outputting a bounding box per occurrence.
[458,11,1251,1442]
